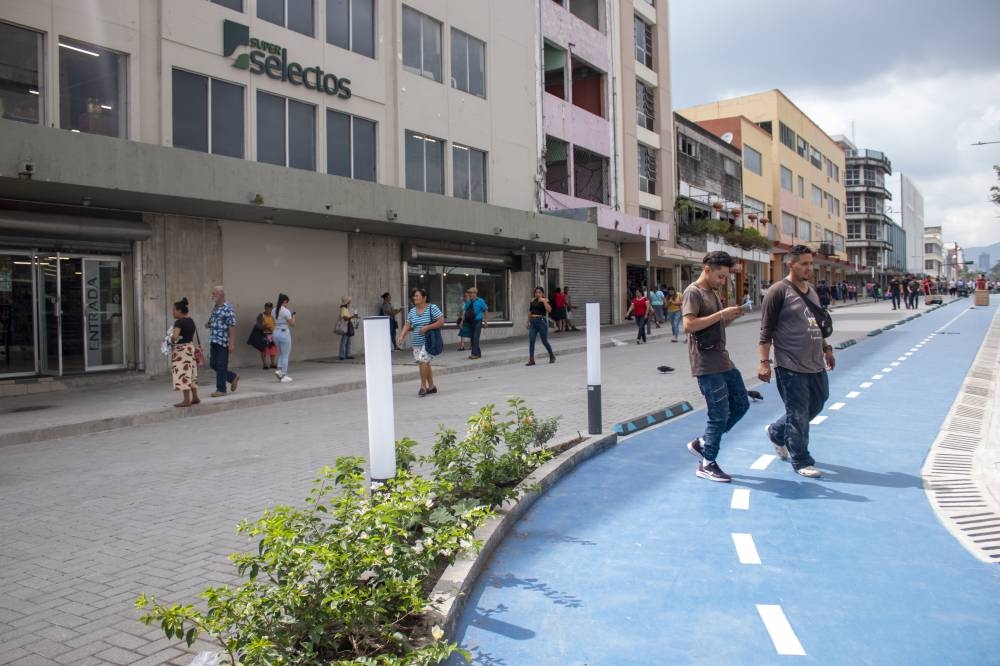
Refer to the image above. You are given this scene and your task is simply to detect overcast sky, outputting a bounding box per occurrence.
[669,0,1000,252]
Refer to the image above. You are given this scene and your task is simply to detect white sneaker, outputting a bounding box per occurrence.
[796,466,821,478]
[280,375,293,383]
[275,370,283,380]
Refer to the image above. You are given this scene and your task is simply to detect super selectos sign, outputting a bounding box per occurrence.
[223,19,351,99]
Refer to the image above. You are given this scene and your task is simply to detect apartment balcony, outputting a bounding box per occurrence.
[542,0,609,73]
[543,93,611,157]
[544,189,672,245]
[845,149,892,174]
[844,182,892,200]
[847,238,893,251]
[846,210,894,226]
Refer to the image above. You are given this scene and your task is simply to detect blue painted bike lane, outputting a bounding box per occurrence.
[449,299,1000,665]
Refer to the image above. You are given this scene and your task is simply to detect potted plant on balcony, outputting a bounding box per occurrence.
[730,208,741,218]
[711,201,724,212]
[748,213,758,222]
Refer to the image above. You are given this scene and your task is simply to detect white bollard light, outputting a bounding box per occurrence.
[586,303,602,434]
[363,316,396,482]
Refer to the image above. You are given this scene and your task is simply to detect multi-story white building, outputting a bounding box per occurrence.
[0,1,602,380]
[923,225,944,278]
[890,173,925,275]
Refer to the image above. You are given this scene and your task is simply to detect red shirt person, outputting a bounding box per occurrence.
[625,290,650,344]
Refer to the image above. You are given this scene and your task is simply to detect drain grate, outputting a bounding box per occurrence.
[922,306,1000,564]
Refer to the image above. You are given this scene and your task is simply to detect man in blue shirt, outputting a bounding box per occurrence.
[206,285,239,397]
[465,287,489,359]
[649,284,665,329]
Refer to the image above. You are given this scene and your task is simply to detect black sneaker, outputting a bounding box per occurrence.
[764,425,790,461]
[696,461,732,483]
[686,438,705,461]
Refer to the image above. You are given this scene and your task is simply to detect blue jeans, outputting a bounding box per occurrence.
[339,333,352,359]
[635,315,647,342]
[209,343,237,393]
[273,328,291,375]
[470,319,483,356]
[528,318,553,358]
[770,367,829,469]
[696,367,750,462]
[669,310,682,339]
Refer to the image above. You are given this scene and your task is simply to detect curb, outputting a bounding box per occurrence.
[426,431,619,640]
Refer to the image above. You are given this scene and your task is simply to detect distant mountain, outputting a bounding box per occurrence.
[964,241,1000,268]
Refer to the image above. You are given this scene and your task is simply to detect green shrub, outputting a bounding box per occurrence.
[423,397,559,508]
[137,457,490,665]
[679,218,730,238]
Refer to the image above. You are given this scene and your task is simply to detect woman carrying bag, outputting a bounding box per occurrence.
[169,297,200,407]
[396,287,445,397]
[273,293,296,382]
[335,295,358,360]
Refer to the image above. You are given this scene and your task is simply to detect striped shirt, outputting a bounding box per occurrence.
[406,303,443,349]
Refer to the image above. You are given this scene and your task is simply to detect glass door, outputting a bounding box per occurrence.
[81,258,125,370]
[0,252,39,377]
[37,255,62,375]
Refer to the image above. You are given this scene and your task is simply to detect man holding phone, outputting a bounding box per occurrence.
[681,251,749,482]
[758,245,835,478]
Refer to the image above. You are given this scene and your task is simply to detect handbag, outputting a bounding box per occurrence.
[194,330,207,367]
[425,328,443,356]
[334,318,349,335]
[798,288,834,338]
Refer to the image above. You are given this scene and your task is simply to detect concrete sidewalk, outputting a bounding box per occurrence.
[0,296,882,447]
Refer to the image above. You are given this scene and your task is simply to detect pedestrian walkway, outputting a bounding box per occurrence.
[1,315,748,446]
[449,298,1000,665]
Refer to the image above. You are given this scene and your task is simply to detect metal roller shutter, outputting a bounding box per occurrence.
[563,252,612,324]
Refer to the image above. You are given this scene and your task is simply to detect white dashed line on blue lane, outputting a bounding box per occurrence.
[756,605,807,656]
[846,391,861,398]
[810,415,828,425]
[732,533,762,564]
[730,488,750,510]
[750,454,777,470]
[829,402,846,410]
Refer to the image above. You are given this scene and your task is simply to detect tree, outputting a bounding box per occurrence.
[992,165,1000,206]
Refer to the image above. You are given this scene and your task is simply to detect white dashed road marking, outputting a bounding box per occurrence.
[860,382,873,388]
[732,533,762,564]
[730,488,751,510]
[872,375,884,380]
[750,454,777,470]
[810,415,828,425]
[881,367,893,372]
[846,391,861,398]
[757,605,807,656]
[890,362,901,367]
[896,356,907,361]
[829,402,846,410]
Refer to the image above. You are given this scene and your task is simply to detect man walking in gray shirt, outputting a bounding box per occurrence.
[682,251,749,482]
[757,245,835,478]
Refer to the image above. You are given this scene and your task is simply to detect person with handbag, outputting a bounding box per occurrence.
[380,292,402,351]
[681,251,749,482]
[526,286,556,366]
[455,290,473,352]
[272,293,295,382]
[464,287,489,359]
[336,295,358,360]
[169,297,200,407]
[758,244,835,479]
[247,302,277,370]
[396,287,444,397]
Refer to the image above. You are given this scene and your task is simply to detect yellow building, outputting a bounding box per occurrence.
[680,90,849,284]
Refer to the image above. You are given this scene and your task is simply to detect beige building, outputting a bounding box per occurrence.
[0,0,595,380]
[680,90,849,284]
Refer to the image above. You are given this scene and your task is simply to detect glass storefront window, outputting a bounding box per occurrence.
[59,37,126,138]
[407,264,508,320]
[0,22,43,125]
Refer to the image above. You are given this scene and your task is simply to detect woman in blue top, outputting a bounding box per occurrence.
[396,287,445,397]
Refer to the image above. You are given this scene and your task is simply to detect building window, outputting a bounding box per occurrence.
[798,218,811,240]
[811,185,823,207]
[636,81,654,130]
[796,135,808,159]
[845,165,859,186]
[723,157,737,177]
[832,163,839,182]
[573,147,608,204]
[848,221,861,240]
[453,144,487,202]
[257,91,315,170]
[809,146,822,169]
[451,28,486,97]
[0,22,43,125]
[864,166,884,187]
[781,211,796,236]
[638,143,657,194]
[744,197,764,214]
[326,0,375,58]
[634,16,653,68]
[780,165,793,191]
[797,175,804,198]
[172,70,244,158]
[545,135,569,194]
[865,222,878,240]
[743,145,762,175]
[834,233,845,252]
[258,0,314,37]
[779,122,795,150]
[326,109,376,182]
[408,264,508,321]
[678,134,698,159]
[847,192,860,213]
[211,0,243,10]
[405,129,444,194]
[402,6,442,82]
[639,207,658,220]
[59,38,126,138]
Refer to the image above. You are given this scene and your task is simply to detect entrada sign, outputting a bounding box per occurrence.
[223,20,351,99]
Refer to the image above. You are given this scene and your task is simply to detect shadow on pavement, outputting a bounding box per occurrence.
[732,475,870,502]
[485,573,584,609]
[815,463,924,489]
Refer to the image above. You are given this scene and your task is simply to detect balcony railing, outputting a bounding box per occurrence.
[845,149,892,173]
